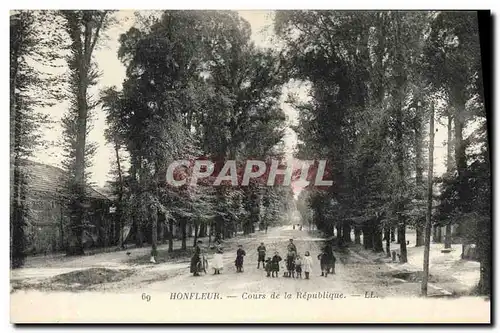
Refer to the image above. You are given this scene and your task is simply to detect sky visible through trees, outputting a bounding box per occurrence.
[30,10,456,191]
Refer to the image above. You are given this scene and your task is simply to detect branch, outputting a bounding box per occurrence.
[87,11,108,64]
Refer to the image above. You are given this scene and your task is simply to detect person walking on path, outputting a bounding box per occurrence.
[303,251,313,279]
[235,245,246,273]
[257,242,266,269]
[317,250,330,277]
[265,257,272,277]
[295,254,303,278]
[286,249,296,278]
[190,240,203,276]
[271,251,282,278]
[329,251,337,275]
[324,243,335,274]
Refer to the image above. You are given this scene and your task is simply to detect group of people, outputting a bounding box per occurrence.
[258,239,336,279]
[190,238,337,279]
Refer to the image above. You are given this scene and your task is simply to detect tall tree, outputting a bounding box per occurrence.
[10,10,63,267]
[444,110,454,249]
[421,101,435,296]
[101,87,127,247]
[60,10,112,255]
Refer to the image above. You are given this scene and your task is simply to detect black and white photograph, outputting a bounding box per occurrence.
[9,8,492,323]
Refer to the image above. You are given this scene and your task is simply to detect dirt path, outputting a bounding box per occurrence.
[95,225,408,298]
[11,225,462,298]
[11,225,491,323]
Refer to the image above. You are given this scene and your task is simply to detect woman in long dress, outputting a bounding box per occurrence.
[212,244,224,275]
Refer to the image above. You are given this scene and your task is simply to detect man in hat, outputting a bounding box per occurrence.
[257,242,267,269]
[287,239,297,253]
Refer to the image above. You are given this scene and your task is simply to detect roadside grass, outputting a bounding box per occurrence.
[11,267,136,293]
[126,248,194,265]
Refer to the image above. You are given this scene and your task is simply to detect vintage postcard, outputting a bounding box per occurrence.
[10,9,491,324]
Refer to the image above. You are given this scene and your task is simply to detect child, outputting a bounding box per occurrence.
[212,244,224,275]
[271,251,282,278]
[257,242,266,269]
[295,254,302,279]
[303,251,313,279]
[317,250,329,277]
[235,245,246,273]
[286,250,296,278]
[264,257,272,277]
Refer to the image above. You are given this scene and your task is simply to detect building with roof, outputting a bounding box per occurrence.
[18,159,115,255]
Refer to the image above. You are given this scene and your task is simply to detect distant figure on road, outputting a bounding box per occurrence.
[303,251,313,279]
[235,245,246,273]
[293,224,296,230]
[257,242,266,269]
[300,225,303,231]
[271,251,282,278]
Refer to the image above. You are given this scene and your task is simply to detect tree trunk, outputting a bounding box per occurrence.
[444,224,452,249]
[208,222,213,247]
[137,225,144,247]
[193,223,199,247]
[168,219,173,252]
[372,221,384,252]
[60,205,65,251]
[478,224,491,295]
[158,212,165,244]
[446,113,454,172]
[362,225,373,250]
[11,160,26,268]
[454,101,469,209]
[444,113,454,250]
[398,224,407,263]
[416,226,424,247]
[354,227,361,245]
[198,223,207,238]
[421,100,435,296]
[10,39,25,268]
[384,228,391,257]
[436,226,442,243]
[68,16,92,256]
[150,209,158,261]
[342,222,351,243]
[394,12,407,264]
[114,141,124,248]
[414,97,425,248]
[181,218,187,250]
[390,227,395,242]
